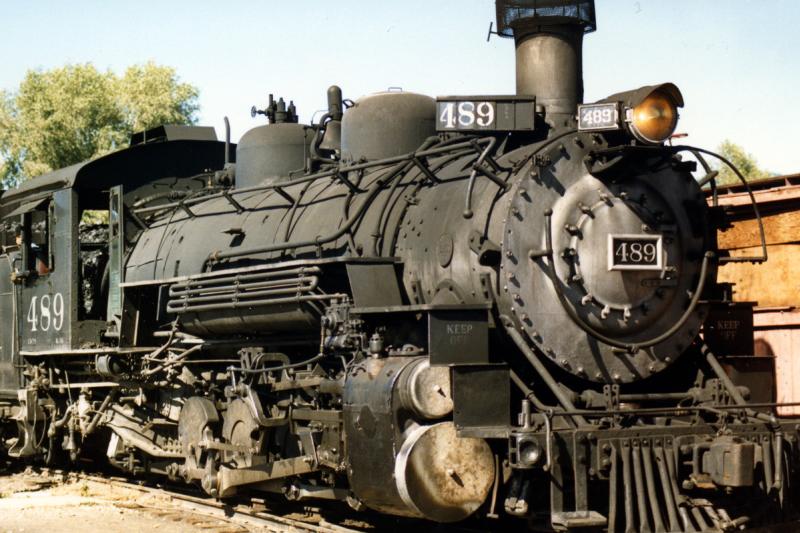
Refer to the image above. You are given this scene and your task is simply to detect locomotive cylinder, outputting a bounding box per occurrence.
[344,357,493,522]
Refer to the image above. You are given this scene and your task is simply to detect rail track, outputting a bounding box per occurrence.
[3,463,799,532]
[72,474,364,533]
[0,464,369,533]
[0,463,496,533]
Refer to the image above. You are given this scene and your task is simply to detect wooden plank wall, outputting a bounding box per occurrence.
[717,211,800,306]
[719,245,800,306]
[716,195,800,416]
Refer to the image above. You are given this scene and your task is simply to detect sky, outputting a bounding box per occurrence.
[1,0,798,174]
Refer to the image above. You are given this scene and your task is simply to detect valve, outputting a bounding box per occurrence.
[251,94,298,124]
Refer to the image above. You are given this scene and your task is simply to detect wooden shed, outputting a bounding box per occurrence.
[710,173,800,415]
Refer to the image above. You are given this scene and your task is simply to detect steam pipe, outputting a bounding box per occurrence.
[85,391,116,436]
[641,442,666,533]
[207,158,414,262]
[664,445,697,532]
[631,442,651,532]
[167,293,345,314]
[134,138,492,216]
[607,444,618,532]
[622,443,635,533]
[654,445,679,532]
[224,116,231,164]
[503,317,588,427]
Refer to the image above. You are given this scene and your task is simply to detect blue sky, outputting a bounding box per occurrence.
[1,1,798,174]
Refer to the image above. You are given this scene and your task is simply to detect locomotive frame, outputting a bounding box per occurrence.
[1,2,799,532]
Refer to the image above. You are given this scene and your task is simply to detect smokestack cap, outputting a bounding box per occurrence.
[495,0,596,37]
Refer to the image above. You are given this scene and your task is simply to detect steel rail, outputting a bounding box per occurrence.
[26,469,360,533]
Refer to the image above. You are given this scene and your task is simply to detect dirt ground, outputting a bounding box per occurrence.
[0,468,252,533]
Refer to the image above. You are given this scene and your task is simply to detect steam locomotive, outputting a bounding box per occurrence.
[1,1,797,531]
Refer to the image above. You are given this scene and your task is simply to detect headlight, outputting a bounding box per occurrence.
[580,83,684,144]
[627,89,680,144]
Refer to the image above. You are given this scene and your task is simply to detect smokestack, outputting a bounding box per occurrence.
[495,1,596,125]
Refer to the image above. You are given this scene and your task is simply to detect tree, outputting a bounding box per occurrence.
[116,62,199,136]
[715,140,772,186]
[0,62,199,188]
[0,91,21,183]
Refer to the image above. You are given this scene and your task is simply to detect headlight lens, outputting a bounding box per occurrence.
[629,91,679,144]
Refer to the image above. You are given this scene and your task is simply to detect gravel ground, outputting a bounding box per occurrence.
[0,469,248,533]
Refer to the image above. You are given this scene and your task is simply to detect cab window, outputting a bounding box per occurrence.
[24,202,52,275]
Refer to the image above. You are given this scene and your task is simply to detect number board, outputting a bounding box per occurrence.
[436,96,535,132]
[578,102,620,132]
[608,234,663,271]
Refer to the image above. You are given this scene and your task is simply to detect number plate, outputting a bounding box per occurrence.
[608,234,663,271]
[436,97,535,132]
[578,103,620,131]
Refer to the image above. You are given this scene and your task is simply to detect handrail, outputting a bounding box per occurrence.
[587,143,768,264]
[674,145,768,264]
[133,137,492,216]
[205,137,495,264]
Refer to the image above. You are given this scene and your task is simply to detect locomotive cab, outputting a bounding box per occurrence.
[1,186,81,355]
[0,126,230,394]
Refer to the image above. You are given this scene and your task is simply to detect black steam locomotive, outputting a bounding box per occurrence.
[1,2,797,531]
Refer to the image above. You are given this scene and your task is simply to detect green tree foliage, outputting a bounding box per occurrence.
[117,62,200,135]
[715,140,772,186]
[0,62,199,188]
